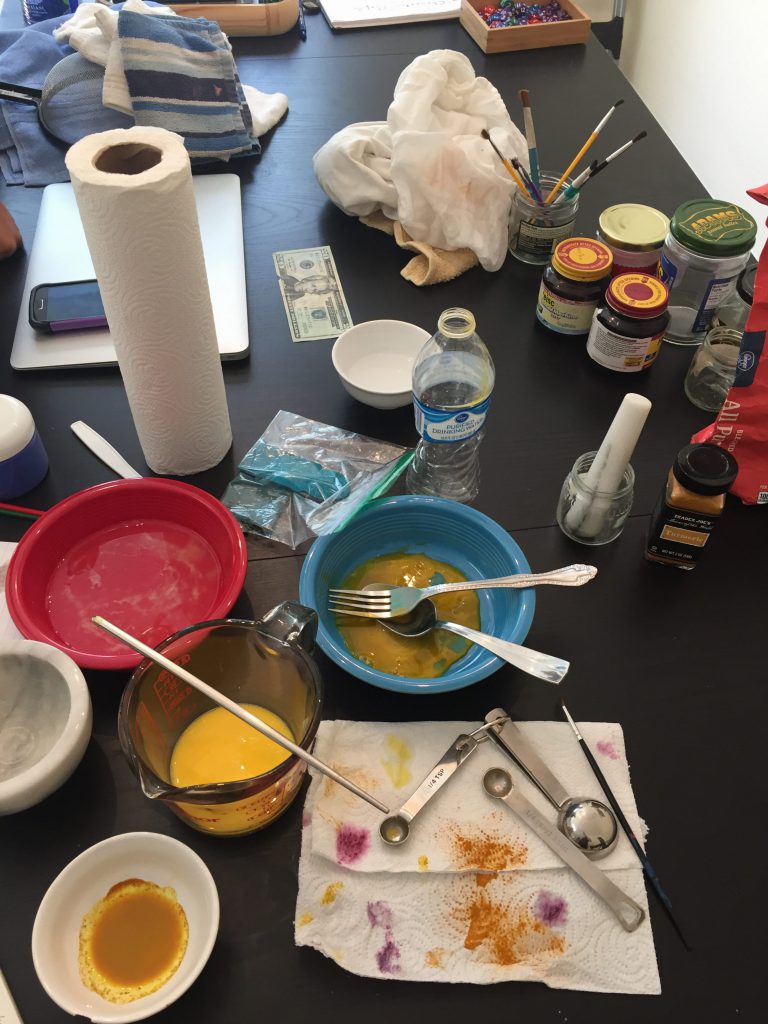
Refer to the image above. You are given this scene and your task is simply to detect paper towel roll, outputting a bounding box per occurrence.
[65,127,232,475]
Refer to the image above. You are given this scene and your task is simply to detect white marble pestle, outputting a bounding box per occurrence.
[564,393,652,540]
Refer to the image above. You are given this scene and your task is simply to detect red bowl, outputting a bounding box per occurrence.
[5,479,248,671]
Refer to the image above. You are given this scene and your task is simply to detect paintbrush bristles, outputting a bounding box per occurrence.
[519,89,530,106]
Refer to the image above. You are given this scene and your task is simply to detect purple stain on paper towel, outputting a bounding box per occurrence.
[367,900,401,974]
[336,823,371,865]
[533,890,569,928]
[302,810,312,828]
[596,739,621,760]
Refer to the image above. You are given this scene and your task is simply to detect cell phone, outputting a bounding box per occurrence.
[28,279,107,333]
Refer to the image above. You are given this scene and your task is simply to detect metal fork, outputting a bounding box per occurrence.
[328,563,597,618]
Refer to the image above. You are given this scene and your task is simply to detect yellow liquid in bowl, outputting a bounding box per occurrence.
[335,552,480,678]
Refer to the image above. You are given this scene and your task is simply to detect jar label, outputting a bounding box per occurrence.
[514,219,574,259]
[659,251,678,288]
[586,319,663,372]
[692,275,739,333]
[413,395,490,443]
[646,504,718,567]
[536,281,597,335]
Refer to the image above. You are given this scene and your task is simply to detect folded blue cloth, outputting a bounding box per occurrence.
[117,11,258,161]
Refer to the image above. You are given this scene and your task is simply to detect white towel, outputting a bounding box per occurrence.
[313,50,529,272]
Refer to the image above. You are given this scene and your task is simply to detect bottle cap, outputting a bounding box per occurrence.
[606,274,669,319]
[599,204,669,252]
[552,238,613,281]
[737,265,757,306]
[670,200,757,258]
[673,443,739,495]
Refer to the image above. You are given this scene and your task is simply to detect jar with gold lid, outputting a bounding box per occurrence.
[597,203,669,278]
[536,237,613,336]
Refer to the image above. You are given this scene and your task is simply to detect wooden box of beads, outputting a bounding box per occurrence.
[169,0,299,37]
[460,1,591,54]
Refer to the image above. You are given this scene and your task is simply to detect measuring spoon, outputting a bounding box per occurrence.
[485,709,618,859]
[483,768,644,931]
[379,733,480,846]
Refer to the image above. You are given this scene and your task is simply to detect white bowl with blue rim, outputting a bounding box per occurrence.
[298,495,535,694]
[0,394,49,501]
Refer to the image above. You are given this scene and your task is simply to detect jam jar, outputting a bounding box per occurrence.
[586,273,670,372]
[536,238,613,335]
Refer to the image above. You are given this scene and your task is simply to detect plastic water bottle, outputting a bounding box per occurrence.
[406,308,495,503]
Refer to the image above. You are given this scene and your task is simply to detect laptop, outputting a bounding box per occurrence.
[11,174,249,370]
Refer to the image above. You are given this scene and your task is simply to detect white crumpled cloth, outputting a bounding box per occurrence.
[313,50,528,272]
[296,719,661,994]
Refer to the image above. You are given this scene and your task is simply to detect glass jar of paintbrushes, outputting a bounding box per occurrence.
[508,174,579,265]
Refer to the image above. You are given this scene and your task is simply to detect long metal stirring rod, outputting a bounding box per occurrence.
[560,700,691,951]
[93,616,390,815]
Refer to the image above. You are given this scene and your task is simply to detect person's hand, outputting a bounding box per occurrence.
[0,202,22,260]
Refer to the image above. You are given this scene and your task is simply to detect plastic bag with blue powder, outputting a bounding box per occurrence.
[223,410,413,548]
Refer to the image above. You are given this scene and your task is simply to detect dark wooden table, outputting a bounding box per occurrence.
[1,11,764,1023]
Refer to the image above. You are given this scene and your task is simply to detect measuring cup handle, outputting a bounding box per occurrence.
[255,601,318,653]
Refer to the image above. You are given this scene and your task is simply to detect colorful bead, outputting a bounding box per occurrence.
[479,0,572,28]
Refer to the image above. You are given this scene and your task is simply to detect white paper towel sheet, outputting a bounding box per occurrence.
[65,127,232,476]
[296,720,661,994]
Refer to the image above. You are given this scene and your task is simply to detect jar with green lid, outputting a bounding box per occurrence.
[660,199,757,346]
[597,204,669,278]
[536,237,613,335]
[586,273,670,372]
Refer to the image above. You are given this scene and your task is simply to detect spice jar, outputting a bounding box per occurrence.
[597,203,669,278]
[536,238,613,335]
[713,264,756,333]
[645,443,738,570]
[683,326,741,412]
[660,199,757,346]
[586,273,670,373]
[509,173,578,266]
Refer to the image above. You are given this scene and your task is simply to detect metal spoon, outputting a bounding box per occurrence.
[377,599,569,684]
[483,768,645,933]
[484,710,618,859]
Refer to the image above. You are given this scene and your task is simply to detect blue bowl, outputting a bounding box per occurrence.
[298,495,535,694]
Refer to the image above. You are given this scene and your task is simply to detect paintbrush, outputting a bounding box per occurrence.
[553,132,647,205]
[518,89,541,192]
[511,157,543,203]
[545,99,624,203]
[480,128,532,197]
[0,500,44,519]
[560,700,692,952]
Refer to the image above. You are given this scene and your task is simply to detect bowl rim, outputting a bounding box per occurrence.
[31,831,220,1023]
[331,320,429,396]
[0,639,92,809]
[4,479,248,671]
[299,495,535,694]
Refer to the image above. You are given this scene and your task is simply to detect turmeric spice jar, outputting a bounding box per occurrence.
[645,443,738,570]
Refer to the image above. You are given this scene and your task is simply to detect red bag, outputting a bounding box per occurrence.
[692,182,768,504]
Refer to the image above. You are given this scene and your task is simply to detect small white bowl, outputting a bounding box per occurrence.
[32,832,220,1023]
[0,639,92,815]
[332,319,429,409]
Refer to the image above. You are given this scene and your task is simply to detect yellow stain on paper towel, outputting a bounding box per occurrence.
[425,948,445,968]
[321,882,344,905]
[297,912,314,927]
[381,735,412,789]
[418,855,429,872]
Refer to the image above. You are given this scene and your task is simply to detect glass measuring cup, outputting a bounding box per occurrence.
[118,602,323,837]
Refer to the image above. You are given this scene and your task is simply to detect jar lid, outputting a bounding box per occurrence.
[737,264,757,305]
[606,273,669,318]
[670,199,757,257]
[552,238,613,281]
[598,204,670,252]
[672,443,739,495]
[0,395,35,461]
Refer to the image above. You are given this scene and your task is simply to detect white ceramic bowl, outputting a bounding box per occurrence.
[0,639,92,815]
[332,319,429,409]
[32,832,220,1023]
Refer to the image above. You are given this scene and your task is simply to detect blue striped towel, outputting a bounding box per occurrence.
[117,10,258,161]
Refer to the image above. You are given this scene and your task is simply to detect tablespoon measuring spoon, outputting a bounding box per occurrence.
[485,709,618,859]
[483,768,644,932]
[377,599,569,685]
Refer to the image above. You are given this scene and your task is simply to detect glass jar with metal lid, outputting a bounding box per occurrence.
[713,264,757,333]
[536,237,613,335]
[597,203,670,278]
[587,273,670,372]
[660,199,757,346]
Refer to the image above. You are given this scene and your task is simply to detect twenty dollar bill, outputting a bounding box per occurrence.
[273,246,353,343]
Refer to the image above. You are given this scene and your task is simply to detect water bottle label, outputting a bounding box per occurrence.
[413,395,490,442]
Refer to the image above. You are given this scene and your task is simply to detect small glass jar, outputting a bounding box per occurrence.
[597,203,669,278]
[683,326,741,412]
[508,173,578,266]
[556,451,635,546]
[712,264,756,333]
[536,238,613,335]
[586,273,670,372]
[660,199,757,346]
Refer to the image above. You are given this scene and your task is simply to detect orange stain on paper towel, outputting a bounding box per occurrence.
[425,948,445,968]
[297,912,313,927]
[449,825,528,880]
[418,855,429,872]
[381,735,413,789]
[321,882,344,906]
[459,890,566,967]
